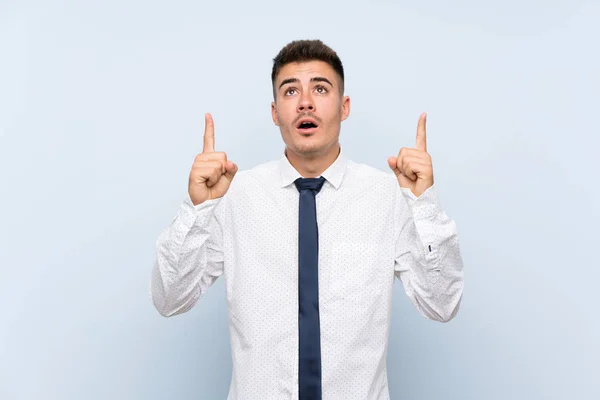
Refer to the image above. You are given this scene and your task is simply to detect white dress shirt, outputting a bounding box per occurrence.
[151,146,464,400]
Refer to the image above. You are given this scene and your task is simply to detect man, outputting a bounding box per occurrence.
[151,39,464,400]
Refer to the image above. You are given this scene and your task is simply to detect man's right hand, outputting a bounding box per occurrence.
[188,113,238,206]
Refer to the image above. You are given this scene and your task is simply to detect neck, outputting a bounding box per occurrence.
[286,143,341,178]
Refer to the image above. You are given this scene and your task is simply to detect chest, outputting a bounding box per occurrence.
[222,185,396,301]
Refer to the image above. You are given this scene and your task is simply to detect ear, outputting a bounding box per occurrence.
[341,95,351,122]
[271,101,279,126]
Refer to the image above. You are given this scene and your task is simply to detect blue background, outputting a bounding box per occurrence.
[1,0,598,399]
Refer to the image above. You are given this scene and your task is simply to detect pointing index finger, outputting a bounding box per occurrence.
[203,113,215,153]
[416,112,427,152]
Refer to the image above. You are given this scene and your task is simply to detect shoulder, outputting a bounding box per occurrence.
[345,159,398,190]
[224,159,280,196]
[213,159,279,219]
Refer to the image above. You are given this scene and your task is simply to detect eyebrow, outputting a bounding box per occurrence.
[278,76,334,90]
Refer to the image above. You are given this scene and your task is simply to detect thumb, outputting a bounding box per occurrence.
[224,161,238,182]
[387,156,400,177]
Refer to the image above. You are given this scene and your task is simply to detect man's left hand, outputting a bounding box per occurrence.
[387,112,434,198]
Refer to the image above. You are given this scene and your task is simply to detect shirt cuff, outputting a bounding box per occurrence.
[179,193,223,230]
[401,184,443,221]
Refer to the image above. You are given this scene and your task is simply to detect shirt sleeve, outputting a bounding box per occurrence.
[150,193,225,317]
[394,183,464,322]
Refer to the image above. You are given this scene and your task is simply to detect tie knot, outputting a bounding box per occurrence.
[294,177,326,193]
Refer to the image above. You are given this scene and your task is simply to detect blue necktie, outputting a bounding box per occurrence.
[294,176,326,400]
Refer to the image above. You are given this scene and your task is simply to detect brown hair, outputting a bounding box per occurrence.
[271,39,345,97]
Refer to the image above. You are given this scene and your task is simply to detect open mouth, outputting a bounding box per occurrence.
[296,119,319,134]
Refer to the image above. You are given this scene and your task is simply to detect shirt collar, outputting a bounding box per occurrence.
[279,146,347,190]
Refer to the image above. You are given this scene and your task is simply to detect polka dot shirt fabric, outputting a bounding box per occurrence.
[151,147,464,400]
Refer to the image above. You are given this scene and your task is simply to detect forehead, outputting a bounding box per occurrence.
[276,60,338,84]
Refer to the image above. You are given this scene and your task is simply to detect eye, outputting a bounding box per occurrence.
[315,85,328,94]
[284,87,298,96]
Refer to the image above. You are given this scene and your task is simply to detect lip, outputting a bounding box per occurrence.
[296,117,319,128]
[295,116,319,135]
[296,126,318,135]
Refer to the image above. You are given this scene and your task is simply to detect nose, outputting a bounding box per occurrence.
[296,91,315,113]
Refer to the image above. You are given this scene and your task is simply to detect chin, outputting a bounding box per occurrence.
[282,128,336,156]
[294,140,333,157]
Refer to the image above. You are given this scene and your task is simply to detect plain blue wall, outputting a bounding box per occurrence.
[1,0,599,399]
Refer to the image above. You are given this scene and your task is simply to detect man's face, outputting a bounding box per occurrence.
[271,61,350,158]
